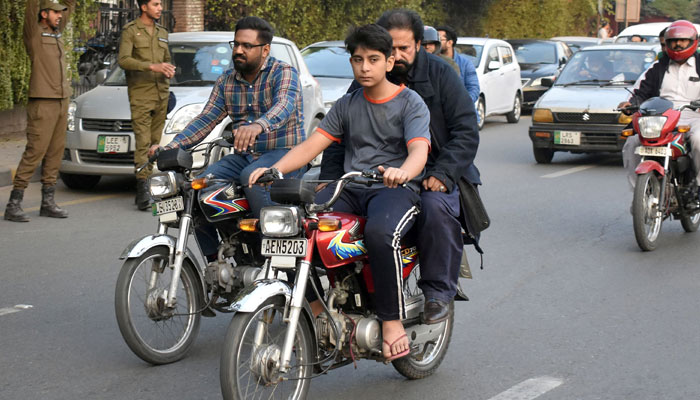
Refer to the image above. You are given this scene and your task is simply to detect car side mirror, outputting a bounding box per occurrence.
[96,69,110,85]
[540,78,554,88]
[488,60,502,71]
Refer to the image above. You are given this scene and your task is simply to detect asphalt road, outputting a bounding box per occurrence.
[2,115,700,400]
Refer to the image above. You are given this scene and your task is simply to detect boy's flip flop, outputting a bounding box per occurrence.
[383,333,410,362]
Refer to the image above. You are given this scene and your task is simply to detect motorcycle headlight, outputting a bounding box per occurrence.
[260,206,300,237]
[164,103,205,134]
[149,171,179,200]
[67,102,77,132]
[638,116,667,139]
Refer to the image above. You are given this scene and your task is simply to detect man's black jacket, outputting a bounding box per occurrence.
[319,49,481,191]
[631,53,700,105]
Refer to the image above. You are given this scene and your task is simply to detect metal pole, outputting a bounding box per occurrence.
[624,0,629,29]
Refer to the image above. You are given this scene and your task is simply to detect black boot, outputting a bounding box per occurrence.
[135,178,151,211]
[4,189,30,222]
[40,185,68,218]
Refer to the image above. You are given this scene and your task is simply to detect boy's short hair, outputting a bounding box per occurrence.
[235,16,274,45]
[345,24,393,58]
[376,9,423,43]
[436,25,458,45]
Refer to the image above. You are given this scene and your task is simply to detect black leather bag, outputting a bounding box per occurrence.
[457,177,490,238]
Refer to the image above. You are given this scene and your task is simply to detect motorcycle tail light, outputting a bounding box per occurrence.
[260,206,300,237]
[638,116,667,139]
[149,171,179,199]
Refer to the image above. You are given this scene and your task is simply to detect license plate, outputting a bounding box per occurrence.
[635,146,671,157]
[97,135,129,153]
[554,130,581,145]
[261,238,307,257]
[152,196,184,216]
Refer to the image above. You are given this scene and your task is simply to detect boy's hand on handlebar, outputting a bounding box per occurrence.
[377,166,408,188]
[248,167,269,187]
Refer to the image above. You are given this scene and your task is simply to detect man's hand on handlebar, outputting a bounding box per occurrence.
[148,145,163,158]
[377,165,408,188]
[617,101,636,115]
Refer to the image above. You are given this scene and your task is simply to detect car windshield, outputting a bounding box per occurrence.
[455,44,483,66]
[555,49,656,86]
[301,45,353,78]
[511,42,556,64]
[616,35,660,43]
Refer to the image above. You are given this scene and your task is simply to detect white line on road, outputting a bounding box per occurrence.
[0,304,33,316]
[487,376,563,400]
[541,164,598,178]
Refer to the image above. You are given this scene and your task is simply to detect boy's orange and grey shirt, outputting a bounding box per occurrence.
[24,0,76,99]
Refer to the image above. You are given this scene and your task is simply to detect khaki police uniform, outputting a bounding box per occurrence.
[14,0,75,190]
[118,18,170,179]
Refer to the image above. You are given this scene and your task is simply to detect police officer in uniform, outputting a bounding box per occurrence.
[4,0,75,222]
[118,0,174,210]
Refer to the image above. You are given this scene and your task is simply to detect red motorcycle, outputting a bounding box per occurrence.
[623,97,700,251]
[218,170,454,400]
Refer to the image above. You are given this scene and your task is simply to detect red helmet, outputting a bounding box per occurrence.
[665,20,698,61]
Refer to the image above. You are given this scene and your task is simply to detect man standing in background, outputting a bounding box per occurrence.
[4,0,75,222]
[118,0,174,210]
[437,26,480,121]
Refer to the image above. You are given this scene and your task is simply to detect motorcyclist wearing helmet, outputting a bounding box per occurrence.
[620,20,700,194]
[422,25,460,74]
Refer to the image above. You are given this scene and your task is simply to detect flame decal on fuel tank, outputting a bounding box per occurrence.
[327,225,367,260]
[203,187,249,216]
[671,135,687,155]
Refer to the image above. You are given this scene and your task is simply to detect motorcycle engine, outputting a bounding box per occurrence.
[205,261,261,293]
[316,311,381,357]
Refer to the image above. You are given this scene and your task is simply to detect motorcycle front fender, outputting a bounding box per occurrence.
[635,160,665,176]
[224,279,293,313]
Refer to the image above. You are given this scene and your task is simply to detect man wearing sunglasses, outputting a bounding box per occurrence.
[151,16,306,263]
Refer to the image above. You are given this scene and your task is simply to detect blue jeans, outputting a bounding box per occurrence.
[195,149,306,257]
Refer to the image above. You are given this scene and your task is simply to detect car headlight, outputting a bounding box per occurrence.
[530,76,555,87]
[638,116,667,139]
[149,171,179,200]
[67,102,77,132]
[164,103,205,135]
[260,206,300,237]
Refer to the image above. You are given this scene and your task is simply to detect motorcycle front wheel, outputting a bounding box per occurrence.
[220,296,313,400]
[632,172,663,251]
[115,246,202,365]
[681,210,700,232]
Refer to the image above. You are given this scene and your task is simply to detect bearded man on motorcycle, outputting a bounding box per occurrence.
[620,20,700,191]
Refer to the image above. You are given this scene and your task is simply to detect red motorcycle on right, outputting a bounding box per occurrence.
[621,97,700,251]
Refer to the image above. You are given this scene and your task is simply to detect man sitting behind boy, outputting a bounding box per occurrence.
[248,24,431,362]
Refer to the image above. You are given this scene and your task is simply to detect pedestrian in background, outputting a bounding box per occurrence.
[598,20,611,39]
[118,0,174,210]
[436,26,480,121]
[4,0,75,222]
[422,25,460,74]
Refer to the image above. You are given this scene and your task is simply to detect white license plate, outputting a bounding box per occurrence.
[261,238,307,257]
[97,135,129,153]
[152,196,184,216]
[554,130,581,145]
[635,146,671,157]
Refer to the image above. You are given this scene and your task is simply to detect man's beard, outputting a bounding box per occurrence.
[233,55,261,75]
[392,60,413,77]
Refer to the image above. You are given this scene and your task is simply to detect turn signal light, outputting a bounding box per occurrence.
[318,218,342,232]
[532,109,553,123]
[618,113,633,124]
[239,218,259,232]
[534,132,551,138]
[621,129,634,137]
[678,125,691,133]
[191,177,209,190]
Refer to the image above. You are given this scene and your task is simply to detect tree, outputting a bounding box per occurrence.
[642,0,700,20]
[482,0,600,38]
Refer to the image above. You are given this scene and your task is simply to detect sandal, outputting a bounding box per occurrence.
[383,333,410,361]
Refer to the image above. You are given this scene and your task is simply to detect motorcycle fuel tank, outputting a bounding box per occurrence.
[198,182,250,222]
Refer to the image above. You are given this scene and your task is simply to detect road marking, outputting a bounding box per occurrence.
[487,376,563,400]
[24,194,125,212]
[541,164,598,178]
[0,304,33,316]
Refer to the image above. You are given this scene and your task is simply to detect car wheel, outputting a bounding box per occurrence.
[59,172,101,190]
[476,96,485,130]
[506,93,521,123]
[533,146,554,164]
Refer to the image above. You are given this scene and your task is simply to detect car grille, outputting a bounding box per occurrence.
[78,150,134,164]
[554,113,619,124]
[579,131,620,146]
[82,119,133,132]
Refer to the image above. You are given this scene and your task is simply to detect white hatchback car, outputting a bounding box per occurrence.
[455,37,522,129]
[60,32,325,189]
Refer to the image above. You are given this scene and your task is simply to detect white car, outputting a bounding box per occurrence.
[455,37,522,129]
[60,32,325,189]
[615,22,700,43]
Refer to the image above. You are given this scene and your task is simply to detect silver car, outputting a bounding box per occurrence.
[300,40,353,112]
[529,43,660,164]
[60,32,325,189]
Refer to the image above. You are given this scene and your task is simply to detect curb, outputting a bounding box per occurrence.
[0,166,41,188]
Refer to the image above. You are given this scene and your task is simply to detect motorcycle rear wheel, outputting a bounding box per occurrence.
[632,172,663,251]
[115,246,202,364]
[220,296,313,400]
[392,302,454,380]
[681,211,700,232]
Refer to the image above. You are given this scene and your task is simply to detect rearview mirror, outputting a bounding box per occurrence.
[96,69,110,85]
[488,60,502,71]
[540,78,554,88]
